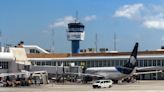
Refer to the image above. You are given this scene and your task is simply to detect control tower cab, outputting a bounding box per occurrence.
[67,22,85,54]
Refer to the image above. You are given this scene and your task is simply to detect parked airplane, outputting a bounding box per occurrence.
[81,42,163,83]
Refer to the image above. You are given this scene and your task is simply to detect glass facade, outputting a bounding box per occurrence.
[31,57,164,80]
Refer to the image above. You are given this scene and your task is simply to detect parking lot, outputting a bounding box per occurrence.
[0,81,164,92]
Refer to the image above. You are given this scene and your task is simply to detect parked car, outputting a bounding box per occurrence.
[92,80,113,88]
[0,81,4,87]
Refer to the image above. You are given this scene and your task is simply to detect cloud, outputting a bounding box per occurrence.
[84,15,97,22]
[114,3,164,30]
[114,3,143,19]
[142,12,164,29]
[143,19,164,29]
[50,15,97,29]
[161,37,164,41]
[50,16,75,28]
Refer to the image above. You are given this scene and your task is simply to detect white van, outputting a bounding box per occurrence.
[92,80,113,88]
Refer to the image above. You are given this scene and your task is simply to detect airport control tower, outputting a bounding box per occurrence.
[67,22,85,54]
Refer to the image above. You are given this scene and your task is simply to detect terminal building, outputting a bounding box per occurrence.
[26,45,164,80]
[1,43,164,80]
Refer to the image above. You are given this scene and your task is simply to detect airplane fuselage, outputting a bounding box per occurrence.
[86,66,133,80]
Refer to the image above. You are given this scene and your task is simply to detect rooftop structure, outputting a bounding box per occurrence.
[23,45,49,54]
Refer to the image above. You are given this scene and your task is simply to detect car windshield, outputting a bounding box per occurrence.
[95,81,100,83]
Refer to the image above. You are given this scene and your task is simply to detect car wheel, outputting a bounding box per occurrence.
[93,86,96,88]
[108,85,112,88]
[98,86,101,88]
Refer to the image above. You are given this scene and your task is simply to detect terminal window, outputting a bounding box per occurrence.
[0,62,8,69]
[30,49,40,53]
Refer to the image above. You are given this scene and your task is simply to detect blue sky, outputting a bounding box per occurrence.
[1,0,164,52]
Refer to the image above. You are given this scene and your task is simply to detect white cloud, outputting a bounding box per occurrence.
[84,15,97,22]
[142,12,164,29]
[50,15,97,29]
[143,19,164,29]
[50,16,75,28]
[161,37,164,41]
[114,3,143,19]
[114,3,164,30]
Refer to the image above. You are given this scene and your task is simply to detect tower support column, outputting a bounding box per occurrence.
[72,40,80,53]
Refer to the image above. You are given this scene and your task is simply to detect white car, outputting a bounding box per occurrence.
[0,81,4,87]
[92,80,113,88]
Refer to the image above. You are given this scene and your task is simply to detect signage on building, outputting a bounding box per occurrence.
[67,32,85,41]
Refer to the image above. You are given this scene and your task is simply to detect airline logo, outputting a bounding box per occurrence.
[129,56,136,65]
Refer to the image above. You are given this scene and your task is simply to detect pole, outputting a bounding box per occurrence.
[51,28,55,53]
[114,32,116,51]
[75,11,79,23]
[56,61,58,82]
[95,33,98,53]
[62,62,64,83]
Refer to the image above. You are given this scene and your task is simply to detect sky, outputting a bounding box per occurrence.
[1,0,164,53]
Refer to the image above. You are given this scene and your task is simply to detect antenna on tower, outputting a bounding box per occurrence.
[51,28,55,53]
[95,33,98,53]
[114,32,117,51]
[75,11,79,23]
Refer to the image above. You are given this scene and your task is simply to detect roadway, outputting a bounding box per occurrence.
[0,81,164,92]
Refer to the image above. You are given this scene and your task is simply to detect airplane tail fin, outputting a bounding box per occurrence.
[124,42,138,69]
